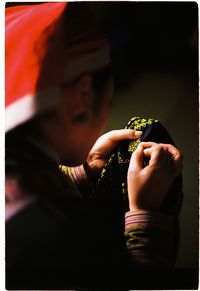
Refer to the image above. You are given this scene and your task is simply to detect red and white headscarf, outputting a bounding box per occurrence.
[5,3,111,132]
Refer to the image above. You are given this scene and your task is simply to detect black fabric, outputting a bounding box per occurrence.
[92,118,183,217]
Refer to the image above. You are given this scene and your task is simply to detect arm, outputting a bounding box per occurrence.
[125,121,183,267]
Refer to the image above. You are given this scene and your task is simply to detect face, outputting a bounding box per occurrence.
[65,75,114,166]
[39,74,114,166]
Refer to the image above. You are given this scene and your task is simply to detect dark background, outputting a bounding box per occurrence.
[6,1,198,270]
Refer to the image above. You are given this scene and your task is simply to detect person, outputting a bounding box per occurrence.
[5,2,183,289]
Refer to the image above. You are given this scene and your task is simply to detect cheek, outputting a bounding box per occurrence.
[92,107,110,135]
[84,109,108,151]
[67,108,110,166]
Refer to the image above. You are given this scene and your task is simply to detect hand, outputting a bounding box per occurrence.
[127,142,183,211]
[85,129,142,180]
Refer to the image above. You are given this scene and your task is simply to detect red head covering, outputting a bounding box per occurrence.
[5,3,110,132]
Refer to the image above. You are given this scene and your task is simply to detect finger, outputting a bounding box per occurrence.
[139,141,158,149]
[148,145,166,167]
[106,129,142,142]
[144,145,167,157]
[89,129,142,158]
[143,143,182,177]
[165,149,174,170]
[158,143,183,175]
[143,148,153,157]
[139,143,165,168]
[158,143,182,161]
[129,143,144,171]
[141,142,165,164]
[145,143,182,177]
[142,142,160,157]
[100,129,142,153]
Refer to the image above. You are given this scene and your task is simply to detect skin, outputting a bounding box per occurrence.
[39,73,183,212]
[39,74,113,165]
[127,142,182,211]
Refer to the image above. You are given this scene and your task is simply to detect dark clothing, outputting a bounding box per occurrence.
[5,120,183,289]
[6,198,128,289]
[5,127,128,288]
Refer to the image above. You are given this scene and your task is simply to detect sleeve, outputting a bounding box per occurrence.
[124,210,174,267]
[59,164,94,197]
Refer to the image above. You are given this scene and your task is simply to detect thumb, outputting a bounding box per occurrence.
[106,129,142,142]
[90,129,142,158]
[104,129,142,152]
[129,143,144,172]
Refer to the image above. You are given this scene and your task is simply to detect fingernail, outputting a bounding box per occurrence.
[134,131,143,136]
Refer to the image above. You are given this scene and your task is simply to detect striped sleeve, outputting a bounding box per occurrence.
[124,210,174,267]
[59,164,94,197]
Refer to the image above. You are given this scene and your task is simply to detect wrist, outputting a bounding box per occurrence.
[129,205,144,212]
[60,164,94,191]
[84,161,101,182]
[129,201,162,212]
[69,164,95,198]
[128,191,163,212]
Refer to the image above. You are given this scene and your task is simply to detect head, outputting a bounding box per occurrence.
[38,67,114,166]
[6,3,114,166]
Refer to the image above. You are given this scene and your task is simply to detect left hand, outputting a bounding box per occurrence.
[85,129,142,180]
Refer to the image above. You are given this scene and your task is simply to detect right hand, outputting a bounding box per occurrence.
[85,129,142,180]
[127,142,183,212]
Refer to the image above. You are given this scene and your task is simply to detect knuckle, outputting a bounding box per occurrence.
[134,148,141,155]
[110,129,118,136]
[148,161,161,170]
[155,144,163,153]
[107,130,118,140]
[139,142,145,148]
[158,144,164,150]
[128,165,136,176]
[175,149,183,162]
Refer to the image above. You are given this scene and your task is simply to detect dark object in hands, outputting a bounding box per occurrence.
[92,117,183,216]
